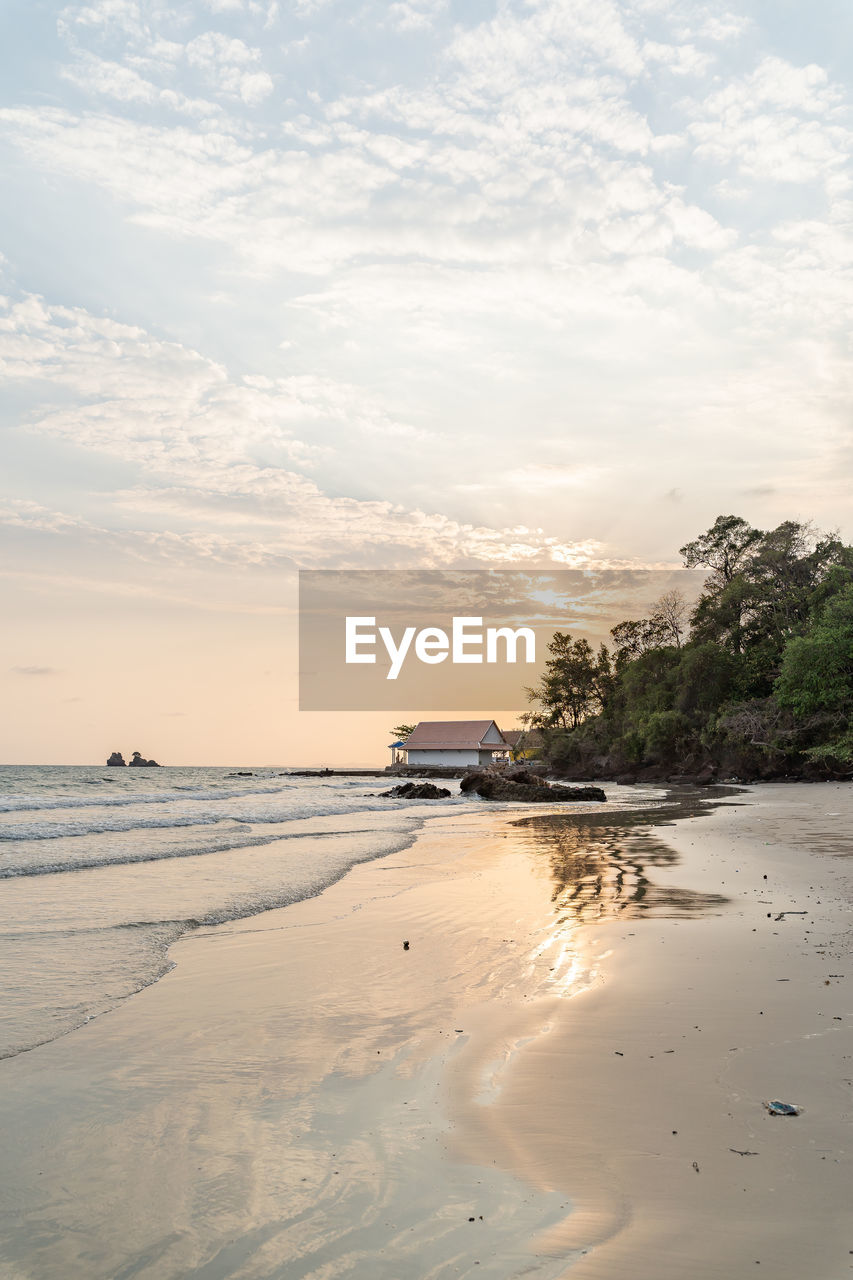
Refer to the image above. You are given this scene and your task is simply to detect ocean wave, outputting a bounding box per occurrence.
[0,812,256,841]
[0,792,461,845]
[0,817,426,1060]
[0,810,434,877]
[0,784,290,814]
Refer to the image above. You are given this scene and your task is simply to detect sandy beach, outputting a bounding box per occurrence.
[1,781,851,1279]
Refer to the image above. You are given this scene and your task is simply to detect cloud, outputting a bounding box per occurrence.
[0,291,616,569]
[12,665,59,676]
[694,10,751,42]
[31,0,848,288]
[0,0,742,282]
[445,0,646,85]
[185,31,274,104]
[201,0,279,18]
[491,464,607,494]
[643,39,713,77]
[1,0,851,577]
[60,52,218,116]
[58,0,145,41]
[687,56,852,189]
[58,2,277,110]
[386,0,448,32]
[0,93,735,280]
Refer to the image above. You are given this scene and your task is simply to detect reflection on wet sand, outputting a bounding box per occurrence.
[509,793,734,925]
[444,793,738,1270]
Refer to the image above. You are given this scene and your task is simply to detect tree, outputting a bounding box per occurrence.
[648,588,688,648]
[775,584,853,718]
[674,642,736,718]
[527,633,611,730]
[688,519,849,677]
[510,711,538,760]
[745,522,846,644]
[680,515,764,584]
[389,724,416,741]
[610,590,689,669]
[681,516,764,654]
[610,619,660,667]
[530,514,853,777]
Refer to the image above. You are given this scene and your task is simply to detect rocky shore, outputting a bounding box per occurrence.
[459,767,606,803]
[548,757,853,785]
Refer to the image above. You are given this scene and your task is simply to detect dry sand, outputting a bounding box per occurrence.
[0,783,851,1279]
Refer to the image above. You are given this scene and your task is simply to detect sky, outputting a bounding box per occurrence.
[1,0,851,764]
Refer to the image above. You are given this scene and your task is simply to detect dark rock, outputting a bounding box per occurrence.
[460,766,549,794]
[380,782,451,799]
[106,752,126,767]
[504,766,549,786]
[461,770,605,803]
[666,764,719,786]
[128,751,160,768]
[547,783,608,801]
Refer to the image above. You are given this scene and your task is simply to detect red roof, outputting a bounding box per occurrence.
[502,728,544,747]
[402,720,509,751]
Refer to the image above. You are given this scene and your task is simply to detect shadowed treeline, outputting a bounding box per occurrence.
[527,516,853,780]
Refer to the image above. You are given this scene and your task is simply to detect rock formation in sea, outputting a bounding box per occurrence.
[106,752,126,767]
[379,782,451,799]
[460,768,605,803]
[128,751,161,768]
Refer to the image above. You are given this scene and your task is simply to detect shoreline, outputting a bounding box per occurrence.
[0,801,436,1062]
[0,783,850,1277]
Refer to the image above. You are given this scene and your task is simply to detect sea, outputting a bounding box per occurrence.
[0,765,483,1061]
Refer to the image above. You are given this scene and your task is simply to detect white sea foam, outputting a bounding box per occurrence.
[0,766,458,1059]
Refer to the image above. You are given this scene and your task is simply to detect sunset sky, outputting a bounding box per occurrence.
[1,0,851,764]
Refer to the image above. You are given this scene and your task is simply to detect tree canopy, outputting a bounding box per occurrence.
[527,516,853,776]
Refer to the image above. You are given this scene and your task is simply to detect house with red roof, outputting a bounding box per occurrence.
[398,720,511,768]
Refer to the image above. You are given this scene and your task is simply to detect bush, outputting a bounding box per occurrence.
[642,710,692,761]
[776,584,853,718]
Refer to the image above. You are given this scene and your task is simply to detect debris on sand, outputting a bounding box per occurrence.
[764,1100,801,1116]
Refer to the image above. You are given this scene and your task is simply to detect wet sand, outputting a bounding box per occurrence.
[0,784,851,1278]
[453,784,853,1277]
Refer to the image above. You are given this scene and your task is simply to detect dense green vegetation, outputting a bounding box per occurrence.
[527,516,853,779]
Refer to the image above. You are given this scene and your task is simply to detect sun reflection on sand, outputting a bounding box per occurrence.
[511,813,730,923]
[447,798,735,1233]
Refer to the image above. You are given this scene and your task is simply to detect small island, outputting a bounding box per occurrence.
[106,751,161,767]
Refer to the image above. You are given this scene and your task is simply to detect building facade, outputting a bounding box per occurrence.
[400,720,510,767]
